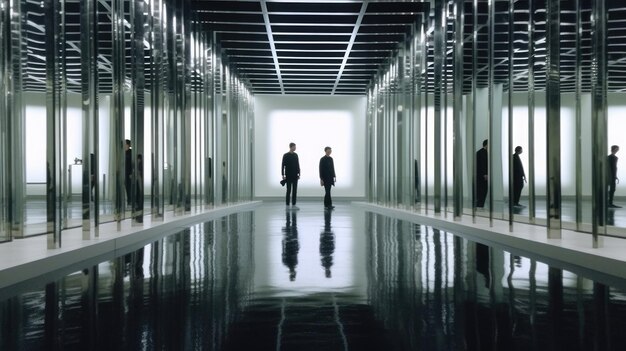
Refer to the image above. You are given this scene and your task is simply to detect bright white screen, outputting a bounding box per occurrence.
[269,110,352,188]
[254,95,366,198]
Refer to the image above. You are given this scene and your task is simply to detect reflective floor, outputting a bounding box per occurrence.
[16,197,626,239]
[2,202,626,350]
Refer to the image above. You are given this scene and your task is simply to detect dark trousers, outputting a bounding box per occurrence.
[475,179,488,207]
[286,180,298,205]
[125,176,132,205]
[513,179,524,205]
[608,179,617,205]
[323,183,333,208]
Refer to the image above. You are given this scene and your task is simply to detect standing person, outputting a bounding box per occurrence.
[319,146,336,210]
[282,142,300,209]
[475,139,488,209]
[512,146,527,207]
[608,145,621,208]
[124,139,132,206]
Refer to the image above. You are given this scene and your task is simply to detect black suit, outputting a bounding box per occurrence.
[513,153,525,205]
[608,154,618,205]
[125,149,132,205]
[475,148,488,207]
[282,152,300,205]
[319,155,336,208]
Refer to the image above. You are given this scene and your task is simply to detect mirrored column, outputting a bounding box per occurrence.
[545,0,562,239]
[45,0,67,248]
[591,0,608,245]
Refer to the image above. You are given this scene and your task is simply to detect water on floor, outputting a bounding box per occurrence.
[1,202,626,350]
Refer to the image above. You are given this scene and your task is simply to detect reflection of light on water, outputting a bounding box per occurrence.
[265,209,356,297]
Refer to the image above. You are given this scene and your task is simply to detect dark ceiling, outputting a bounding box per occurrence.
[193,0,428,95]
[19,0,626,95]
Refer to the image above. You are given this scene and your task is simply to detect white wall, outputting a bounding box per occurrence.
[503,92,626,197]
[254,95,367,198]
[24,92,153,197]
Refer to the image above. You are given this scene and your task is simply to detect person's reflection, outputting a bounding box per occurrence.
[320,210,335,278]
[475,243,491,288]
[123,248,145,278]
[282,210,299,281]
[607,208,615,226]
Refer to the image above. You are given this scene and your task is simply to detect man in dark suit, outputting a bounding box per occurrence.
[319,146,336,210]
[513,146,526,207]
[608,145,621,208]
[475,139,488,209]
[282,142,301,209]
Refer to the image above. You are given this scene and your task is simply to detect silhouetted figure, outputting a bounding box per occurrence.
[134,154,144,222]
[281,210,299,281]
[475,139,488,209]
[319,146,336,210]
[608,145,621,208]
[282,142,300,209]
[512,146,526,207]
[319,210,335,278]
[475,243,491,288]
[125,139,132,206]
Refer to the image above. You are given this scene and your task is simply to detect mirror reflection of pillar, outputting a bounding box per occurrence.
[591,0,608,246]
[150,0,165,221]
[2,0,26,241]
[527,0,537,223]
[547,267,564,349]
[131,0,146,224]
[433,0,444,214]
[452,0,464,219]
[45,0,66,248]
[112,0,126,225]
[546,0,562,239]
[81,0,97,238]
[574,0,584,231]
[44,282,59,350]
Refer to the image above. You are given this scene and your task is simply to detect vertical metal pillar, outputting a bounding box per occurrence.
[5,0,25,240]
[112,0,125,225]
[453,0,464,219]
[0,0,8,242]
[150,0,165,219]
[546,0,562,239]
[182,0,192,211]
[488,0,495,223]
[45,0,66,248]
[591,0,608,246]
[527,0,536,223]
[81,0,98,237]
[575,0,583,231]
[471,0,478,220]
[131,0,146,224]
[507,0,514,228]
[433,0,444,214]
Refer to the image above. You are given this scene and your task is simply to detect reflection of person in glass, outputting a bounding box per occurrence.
[319,209,335,278]
[475,139,488,209]
[282,210,299,281]
[134,154,144,222]
[608,145,621,208]
[125,139,133,206]
[319,146,336,210]
[512,146,526,208]
[475,243,491,288]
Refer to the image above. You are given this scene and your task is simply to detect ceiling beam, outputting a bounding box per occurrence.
[260,0,284,94]
[332,0,368,94]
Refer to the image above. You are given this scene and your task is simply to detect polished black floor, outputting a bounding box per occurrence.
[2,202,626,350]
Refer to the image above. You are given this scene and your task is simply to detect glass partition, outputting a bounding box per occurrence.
[0,0,254,248]
[365,0,625,246]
